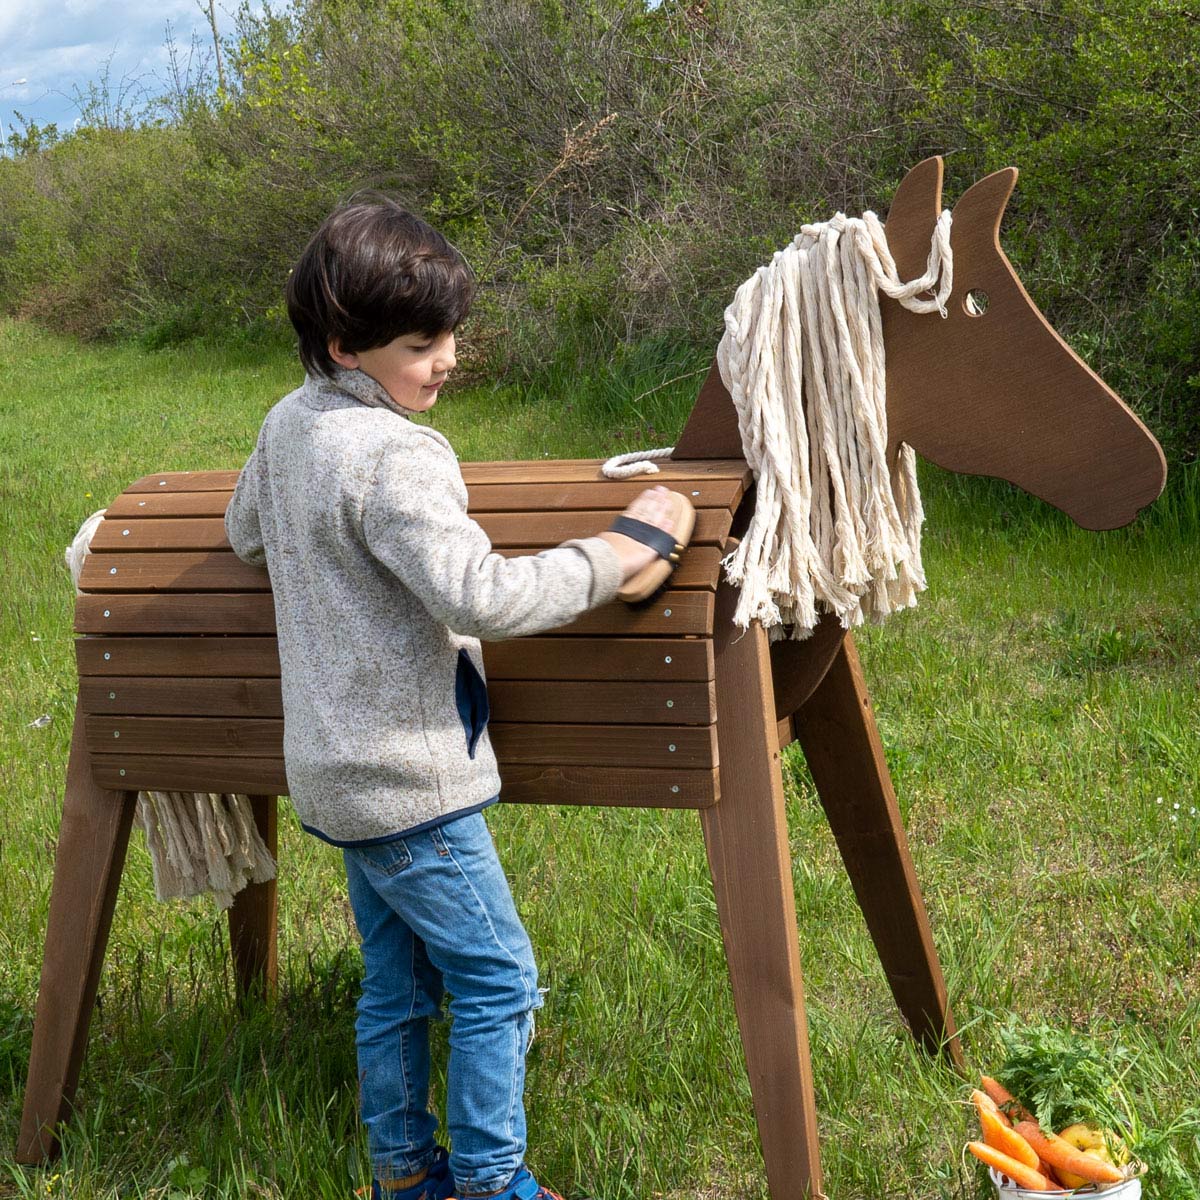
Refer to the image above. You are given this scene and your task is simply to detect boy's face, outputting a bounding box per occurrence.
[330,330,456,413]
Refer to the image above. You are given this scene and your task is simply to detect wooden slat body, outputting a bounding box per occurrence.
[75,460,749,804]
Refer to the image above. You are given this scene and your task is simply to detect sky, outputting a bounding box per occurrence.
[0,0,268,144]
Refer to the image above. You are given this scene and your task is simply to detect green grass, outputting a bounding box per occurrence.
[1,318,1198,1199]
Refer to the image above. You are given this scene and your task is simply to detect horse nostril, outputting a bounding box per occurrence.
[964,289,990,316]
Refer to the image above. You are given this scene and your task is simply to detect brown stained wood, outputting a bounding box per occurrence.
[92,755,289,795]
[483,637,714,682]
[227,795,278,1003]
[75,636,709,681]
[881,158,1165,530]
[776,714,795,749]
[670,359,744,462]
[701,580,823,1198]
[78,551,270,593]
[105,491,232,519]
[77,546,723,594]
[125,470,239,492]
[499,765,718,809]
[78,676,714,726]
[77,637,281,678]
[80,676,285,718]
[770,612,850,720]
[489,722,716,769]
[17,705,137,1164]
[85,508,731,554]
[487,680,715,726]
[459,458,750,484]
[791,633,962,1064]
[86,718,717,770]
[75,594,278,636]
[74,589,712,638]
[87,756,719,809]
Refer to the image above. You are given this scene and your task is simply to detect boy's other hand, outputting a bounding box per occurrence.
[597,486,678,582]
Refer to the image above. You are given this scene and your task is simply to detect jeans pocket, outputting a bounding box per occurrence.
[353,837,413,877]
[454,648,491,759]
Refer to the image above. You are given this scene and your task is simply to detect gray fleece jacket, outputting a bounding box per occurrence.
[224,368,623,844]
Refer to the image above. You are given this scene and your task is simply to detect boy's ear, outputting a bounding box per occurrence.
[328,338,359,370]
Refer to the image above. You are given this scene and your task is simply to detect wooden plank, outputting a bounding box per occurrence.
[89,756,719,809]
[74,590,711,637]
[89,518,231,552]
[106,476,748,521]
[701,577,824,1198]
[86,717,716,769]
[76,636,710,681]
[91,755,289,794]
[483,637,713,681]
[77,637,281,678]
[87,716,283,757]
[75,594,277,635]
[499,765,719,809]
[16,705,136,1165]
[80,676,284,718]
[78,552,269,593]
[125,470,239,493]
[791,633,961,1062]
[120,460,751,496]
[106,491,232,519]
[490,679,715,725]
[77,546,725,593]
[80,676,713,725]
[459,458,750,484]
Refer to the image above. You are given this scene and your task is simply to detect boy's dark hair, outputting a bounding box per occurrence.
[286,192,474,377]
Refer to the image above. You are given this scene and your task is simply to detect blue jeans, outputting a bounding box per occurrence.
[343,812,543,1197]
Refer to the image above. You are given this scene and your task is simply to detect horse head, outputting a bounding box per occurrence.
[881,156,1166,530]
[674,156,1166,531]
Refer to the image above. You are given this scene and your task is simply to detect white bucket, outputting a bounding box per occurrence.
[988,1167,1142,1200]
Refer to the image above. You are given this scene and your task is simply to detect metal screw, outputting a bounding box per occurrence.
[668,743,676,752]
[113,731,120,738]
[691,490,699,496]
[663,608,672,616]
[119,769,126,777]
[103,609,110,617]
[666,700,674,708]
[138,500,146,506]
[671,785,680,793]
[158,480,167,486]
[109,692,116,699]
[122,529,130,536]
[110,567,117,574]
[103,652,111,660]
[664,655,672,663]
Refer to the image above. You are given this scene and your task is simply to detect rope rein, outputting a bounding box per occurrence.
[604,207,953,639]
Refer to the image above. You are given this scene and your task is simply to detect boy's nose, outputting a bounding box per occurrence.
[435,335,457,373]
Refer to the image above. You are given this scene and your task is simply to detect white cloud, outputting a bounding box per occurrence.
[1,0,267,131]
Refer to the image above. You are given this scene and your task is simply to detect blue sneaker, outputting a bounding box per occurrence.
[364,1146,454,1200]
[451,1165,564,1200]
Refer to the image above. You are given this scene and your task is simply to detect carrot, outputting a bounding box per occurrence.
[968,1141,1055,1191]
[980,1075,1033,1123]
[979,1106,1040,1170]
[973,1087,1006,1120]
[1015,1121,1125,1186]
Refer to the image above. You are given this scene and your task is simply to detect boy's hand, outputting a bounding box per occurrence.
[597,486,679,582]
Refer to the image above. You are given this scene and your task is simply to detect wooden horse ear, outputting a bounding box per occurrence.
[883,157,944,278]
[949,166,1018,246]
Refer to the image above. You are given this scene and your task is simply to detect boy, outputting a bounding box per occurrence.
[224,193,688,1200]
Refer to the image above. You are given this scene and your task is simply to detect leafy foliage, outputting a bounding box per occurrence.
[0,0,1196,456]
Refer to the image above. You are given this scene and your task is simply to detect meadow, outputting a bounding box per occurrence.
[1,318,1197,1199]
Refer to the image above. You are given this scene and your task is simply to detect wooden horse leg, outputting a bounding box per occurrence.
[701,581,823,1199]
[17,703,137,1163]
[227,794,278,1002]
[791,634,962,1065]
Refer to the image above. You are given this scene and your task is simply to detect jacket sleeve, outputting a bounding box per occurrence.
[225,447,268,566]
[360,436,622,640]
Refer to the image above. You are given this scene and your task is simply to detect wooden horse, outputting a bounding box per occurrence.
[18,157,1165,1199]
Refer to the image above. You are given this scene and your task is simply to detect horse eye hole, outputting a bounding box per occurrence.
[964,289,990,316]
